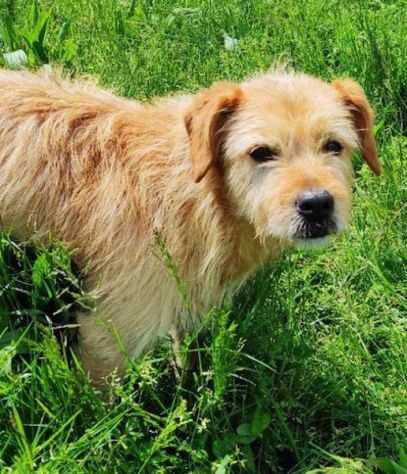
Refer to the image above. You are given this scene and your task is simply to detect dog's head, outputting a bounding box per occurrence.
[185,71,380,248]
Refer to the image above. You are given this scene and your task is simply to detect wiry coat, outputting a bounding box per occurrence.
[0,69,379,383]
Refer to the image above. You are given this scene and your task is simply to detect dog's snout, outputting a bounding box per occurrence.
[296,190,334,222]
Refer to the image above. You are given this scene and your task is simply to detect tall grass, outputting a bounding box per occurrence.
[0,0,406,472]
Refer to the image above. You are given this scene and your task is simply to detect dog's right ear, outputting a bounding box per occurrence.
[185,82,244,183]
[332,78,381,176]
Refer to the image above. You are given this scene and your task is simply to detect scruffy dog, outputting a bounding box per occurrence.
[0,68,380,385]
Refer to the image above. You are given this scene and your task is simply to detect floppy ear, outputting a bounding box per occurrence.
[332,78,381,176]
[185,81,244,183]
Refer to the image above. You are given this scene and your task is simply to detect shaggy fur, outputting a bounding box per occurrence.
[0,68,380,384]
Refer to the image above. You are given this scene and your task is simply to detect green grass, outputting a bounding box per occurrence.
[1,0,406,472]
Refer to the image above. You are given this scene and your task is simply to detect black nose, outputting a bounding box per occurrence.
[296,190,334,222]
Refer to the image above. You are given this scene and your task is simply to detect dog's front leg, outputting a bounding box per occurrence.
[77,311,127,389]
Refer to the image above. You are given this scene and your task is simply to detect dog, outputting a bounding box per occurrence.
[0,68,380,385]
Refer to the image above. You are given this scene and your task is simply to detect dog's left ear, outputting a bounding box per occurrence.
[185,81,244,183]
[332,78,381,176]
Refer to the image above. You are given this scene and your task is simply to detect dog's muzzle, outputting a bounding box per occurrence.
[295,189,337,239]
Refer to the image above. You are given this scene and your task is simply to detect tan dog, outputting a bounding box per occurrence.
[0,68,380,385]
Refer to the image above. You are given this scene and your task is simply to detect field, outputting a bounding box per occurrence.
[1,0,407,472]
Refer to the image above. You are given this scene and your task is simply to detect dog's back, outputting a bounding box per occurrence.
[0,70,161,259]
[0,70,119,231]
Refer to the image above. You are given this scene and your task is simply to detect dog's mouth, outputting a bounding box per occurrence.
[293,218,338,241]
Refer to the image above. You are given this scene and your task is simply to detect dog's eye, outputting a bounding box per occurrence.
[249,146,278,162]
[324,140,343,155]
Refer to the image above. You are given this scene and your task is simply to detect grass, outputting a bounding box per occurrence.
[0,0,406,472]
